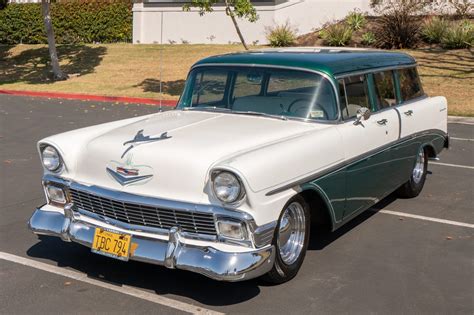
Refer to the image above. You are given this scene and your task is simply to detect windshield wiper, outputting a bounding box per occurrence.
[183,107,288,121]
[183,106,232,113]
[232,110,288,121]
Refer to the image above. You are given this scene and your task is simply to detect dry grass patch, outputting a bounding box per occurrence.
[0,44,472,116]
[405,49,473,116]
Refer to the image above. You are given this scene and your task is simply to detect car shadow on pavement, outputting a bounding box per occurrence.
[307,193,398,251]
[26,193,399,305]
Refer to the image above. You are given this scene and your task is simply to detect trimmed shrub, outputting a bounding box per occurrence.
[265,21,297,47]
[361,32,376,46]
[0,1,132,44]
[441,20,473,49]
[421,17,449,44]
[346,10,367,31]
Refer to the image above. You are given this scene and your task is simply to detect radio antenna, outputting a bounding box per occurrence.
[159,12,164,112]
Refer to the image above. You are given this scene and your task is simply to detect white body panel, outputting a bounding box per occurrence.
[396,96,448,138]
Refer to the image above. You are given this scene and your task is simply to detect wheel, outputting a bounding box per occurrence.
[263,195,310,284]
[397,146,428,198]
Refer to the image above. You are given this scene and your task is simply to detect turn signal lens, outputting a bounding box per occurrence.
[217,220,246,240]
[46,185,66,204]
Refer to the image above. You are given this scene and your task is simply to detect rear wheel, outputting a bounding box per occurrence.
[263,195,310,284]
[397,146,428,198]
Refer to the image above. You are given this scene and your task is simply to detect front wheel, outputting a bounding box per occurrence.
[263,195,310,284]
[397,146,428,198]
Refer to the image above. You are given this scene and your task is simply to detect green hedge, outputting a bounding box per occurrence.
[0,1,132,44]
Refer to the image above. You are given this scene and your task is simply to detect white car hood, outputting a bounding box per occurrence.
[61,110,325,203]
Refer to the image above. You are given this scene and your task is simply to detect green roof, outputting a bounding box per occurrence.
[193,48,416,77]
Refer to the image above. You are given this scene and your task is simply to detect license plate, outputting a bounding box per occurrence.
[91,228,131,261]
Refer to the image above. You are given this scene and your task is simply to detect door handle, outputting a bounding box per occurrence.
[377,119,388,125]
[404,110,413,116]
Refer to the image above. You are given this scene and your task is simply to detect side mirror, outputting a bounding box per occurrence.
[354,107,371,125]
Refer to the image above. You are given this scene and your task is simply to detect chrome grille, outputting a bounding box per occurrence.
[69,188,217,236]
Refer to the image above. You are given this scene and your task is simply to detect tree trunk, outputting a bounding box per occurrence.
[225,6,249,50]
[41,0,68,81]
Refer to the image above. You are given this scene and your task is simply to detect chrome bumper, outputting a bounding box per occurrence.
[28,207,275,282]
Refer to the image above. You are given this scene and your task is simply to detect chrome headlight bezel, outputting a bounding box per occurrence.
[211,170,246,205]
[40,144,63,173]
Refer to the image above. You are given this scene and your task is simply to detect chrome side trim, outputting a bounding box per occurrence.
[252,221,277,248]
[266,129,448,196]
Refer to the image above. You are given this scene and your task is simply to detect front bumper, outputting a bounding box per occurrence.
[28,206,275,282]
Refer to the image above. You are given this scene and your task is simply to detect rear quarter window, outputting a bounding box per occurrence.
[398,67,424,102]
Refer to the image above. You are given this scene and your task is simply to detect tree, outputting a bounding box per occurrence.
[0,0,7,10]
[42,0,68,80]
[451,0,473,18]
[183,0,258,50]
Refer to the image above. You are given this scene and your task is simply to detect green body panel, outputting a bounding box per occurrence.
[193,51,416,77]
[300,130,447,231]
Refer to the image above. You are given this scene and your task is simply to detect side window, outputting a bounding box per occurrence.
[232,71,263,99]
[267,71,318,94]
[341,75,370,120]
[192,70,228,106]
[373,71,397,109]
[398,67,424,102]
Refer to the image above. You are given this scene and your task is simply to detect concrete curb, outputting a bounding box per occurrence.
[0,89,177,107]
[448,116,474,125]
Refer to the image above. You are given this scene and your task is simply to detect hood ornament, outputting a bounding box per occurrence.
[121,129,171,158]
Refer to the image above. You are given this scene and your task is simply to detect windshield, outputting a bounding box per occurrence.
[177,66,338,121]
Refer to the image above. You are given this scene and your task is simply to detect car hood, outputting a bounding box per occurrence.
[54,110,327,203]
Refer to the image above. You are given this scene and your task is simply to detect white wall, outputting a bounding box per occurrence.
[133,0,373,45]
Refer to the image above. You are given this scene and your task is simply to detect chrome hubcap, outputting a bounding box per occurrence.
[277,202,306,265]
[412,148,425,184]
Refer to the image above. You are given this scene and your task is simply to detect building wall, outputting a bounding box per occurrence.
[133,0,372,44]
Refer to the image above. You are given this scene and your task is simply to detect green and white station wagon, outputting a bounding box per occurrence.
[29,48,449,283]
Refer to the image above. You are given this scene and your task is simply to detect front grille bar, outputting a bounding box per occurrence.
[69,188,217,236]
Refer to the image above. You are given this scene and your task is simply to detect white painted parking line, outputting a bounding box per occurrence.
[451,137,473,141]
[0,252,223,315]
[430,162,474,170]
[378,210,474,229]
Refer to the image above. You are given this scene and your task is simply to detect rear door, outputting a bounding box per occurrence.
[336,74,399,219]
[392,67,448,185]
[395,67,447,138]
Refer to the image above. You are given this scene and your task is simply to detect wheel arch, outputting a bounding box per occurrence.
[298,184,335,232]
[423,143,437,158]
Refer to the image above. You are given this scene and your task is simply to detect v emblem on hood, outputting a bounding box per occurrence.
[106,168,153,186]
[121,129,171,158]
[106,158,154,186]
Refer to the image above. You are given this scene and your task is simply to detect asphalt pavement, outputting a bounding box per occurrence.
[0,94,473,314]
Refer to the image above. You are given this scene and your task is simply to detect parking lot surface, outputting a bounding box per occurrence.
[1,94,473,314]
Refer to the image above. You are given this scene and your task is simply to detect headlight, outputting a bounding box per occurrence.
[212,171,243,203]
[41,145,62,172]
